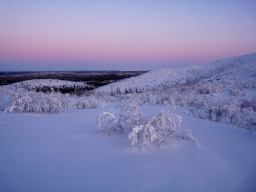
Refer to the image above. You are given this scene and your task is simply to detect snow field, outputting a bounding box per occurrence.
[0,104,256,192]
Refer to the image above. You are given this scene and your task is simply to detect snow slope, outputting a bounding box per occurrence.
[96,67,198,93]
[0,105,256,192]
[96,53,256,93]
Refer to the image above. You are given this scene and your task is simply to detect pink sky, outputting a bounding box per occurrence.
[0,0,256,70]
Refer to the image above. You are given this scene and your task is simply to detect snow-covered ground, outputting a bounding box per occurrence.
[0,53,256,192]
[0,105,256,192]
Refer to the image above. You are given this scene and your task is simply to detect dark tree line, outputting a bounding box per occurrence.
[0,71,146,86]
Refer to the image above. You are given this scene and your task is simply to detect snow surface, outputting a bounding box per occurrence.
[96,53,256,93]
[0,104,256,192]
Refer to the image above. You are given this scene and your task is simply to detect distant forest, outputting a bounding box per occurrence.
[0,71,147,87]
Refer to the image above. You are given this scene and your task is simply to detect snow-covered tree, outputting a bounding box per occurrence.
[128,124,163,149]
[128,110,194,149]
[148,110,181,137]
[119,101,145,134]
[223,99,240,124]
[4,92,71,113]
[76,96,104,109]
[229,87,240,96]
[97,112,118,135]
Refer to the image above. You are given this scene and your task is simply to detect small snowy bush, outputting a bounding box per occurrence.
[76,96,104,109]
[97,107,195,149]
[119,101,145,134]
[171,129,195,141]
[128,111,194,149]
[196,84,222,94]
[97,112,118,135]
[148,110,181,136]
[128,124,163,148]
[0,94,13,111]
[229,87,240,96]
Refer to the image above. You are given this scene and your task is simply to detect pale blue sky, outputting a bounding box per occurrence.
[0,0,256,71]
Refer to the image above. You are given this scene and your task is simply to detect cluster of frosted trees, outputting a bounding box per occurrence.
[0,87,116,113]
[107,80,256,132]
[155,93,256,132]
[75,96,106,109]
[97,102,195,149]
[3,92,71,113]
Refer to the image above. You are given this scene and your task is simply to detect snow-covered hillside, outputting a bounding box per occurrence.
[95,67,198,93]
[96,53,256,93]
[93,53,256,132]
[0,53,255,130]
[2,79,93,92]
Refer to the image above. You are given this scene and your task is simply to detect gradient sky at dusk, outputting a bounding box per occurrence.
[0,0,256,71]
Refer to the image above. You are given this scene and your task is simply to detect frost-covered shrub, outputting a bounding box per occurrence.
[97,112,118,135]
[233,107,254,128]
[246,118,256,133]
[76,96,104,109]
[119,92,156,107]
[0,94,13,111]
[0,86,17,111]
[237,80,256,89]
[97,102,145,135]
[251,97,256,112]
[101,94,115,103]
[185,96,214,119]
[222,99,241,124]
[153,87,256,132]
[229,87,240,96]
[195,84,222,94]
[4,92,71,113]
[166,95,177,106]
[156,92,180,107]
[128,124,163,148]
[97,107,195,149]
[239,98,256,112]
[119,96,139,108]
[138,92,157,105]
[128,111,194,149]
[148,110,181,136]
[119,101,146,134]
[172,129,195,141]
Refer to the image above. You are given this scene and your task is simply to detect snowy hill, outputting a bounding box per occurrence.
[2,79,94,93]
[194,53,256,85]
[96,53,256,93]
[0,53,255,130]
[95,67,198,93]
